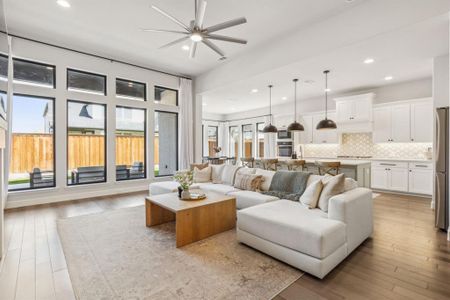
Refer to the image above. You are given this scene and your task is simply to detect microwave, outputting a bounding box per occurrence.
[277,129,292,140]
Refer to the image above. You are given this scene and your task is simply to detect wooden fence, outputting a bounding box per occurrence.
[10,134,151,173]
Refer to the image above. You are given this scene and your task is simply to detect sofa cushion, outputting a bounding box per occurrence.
[193,166,211,183]
[190,163,209,171]
[237,200,346,259]
[300,179,323,208]
[233,173,264,191]
[198,183,241,195]
[220,165,241,185]
[211,165,225,184]
[255,169,275,191]
[344,178,358,191]
[149,181,200,195]
[229,190,279,209]
[237,167,256,175]
[318,174,345,212]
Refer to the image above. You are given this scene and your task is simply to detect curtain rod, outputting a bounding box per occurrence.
[203,113,270,123]
[0,31,192,80]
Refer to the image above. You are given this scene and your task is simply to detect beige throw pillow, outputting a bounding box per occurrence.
[210,165,225,184]
[233,174,264,191]
[318,174,345,212]
[300,180,324,209]
[190,163,209,171]
[193,166,211,183]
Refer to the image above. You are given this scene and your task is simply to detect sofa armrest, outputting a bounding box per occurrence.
[328,188,373,253]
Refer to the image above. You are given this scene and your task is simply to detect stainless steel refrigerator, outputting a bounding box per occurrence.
[435,107,449,231]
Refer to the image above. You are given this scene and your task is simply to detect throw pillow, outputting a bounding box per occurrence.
[210,164,225,184]
[221,165,241,185]
[255,169,275,191]
[344,178,358,192]
[233,173,264,191]
[300,179,324,208]
[318,174,345,212]
[190,163,209,171]
[237,167,256,175]
[193,166,211,183]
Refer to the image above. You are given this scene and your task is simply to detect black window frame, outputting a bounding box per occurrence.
[256,122,265,158]
[115,78,147,101]
[66,99,107,186]
[154,110,178,177]
[12,57,56,89]
[154,85,178,106]
[115,105,147,181]
[228,125,239,158]
[67,68,107,96]
[242,123,253,158]
[8,93,56,192]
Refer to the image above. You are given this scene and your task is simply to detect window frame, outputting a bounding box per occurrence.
[228,125,239,158]
[154,85,178,106]
[115,77,147,101]
[154,110,178,177]
[12,57,56,89]
[66,99,108,186]
[256,122,265,158]
[66,68,107,96]
[115,105,147,181]
[8,93,56,191]
[242,123,253,158]
[207,125,218,157]
[0,54,8,80]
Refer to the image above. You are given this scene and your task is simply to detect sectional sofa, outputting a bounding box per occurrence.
[149,164,373,279]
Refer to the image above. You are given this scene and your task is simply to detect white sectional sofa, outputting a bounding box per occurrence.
[148,164,373,279]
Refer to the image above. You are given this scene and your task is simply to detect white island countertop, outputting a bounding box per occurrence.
[259,157,433,166]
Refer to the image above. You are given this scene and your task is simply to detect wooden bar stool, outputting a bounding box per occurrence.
[241,157,255,168]
[261,159,278,171]
[315,161,341,176]
[286,160,306,171]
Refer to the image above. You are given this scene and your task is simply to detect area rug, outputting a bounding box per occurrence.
[57,206,303,300]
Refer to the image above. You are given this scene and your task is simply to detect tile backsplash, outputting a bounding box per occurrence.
[301,133,432,159]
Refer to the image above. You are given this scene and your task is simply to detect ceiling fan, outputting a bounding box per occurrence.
[142,0,247,59]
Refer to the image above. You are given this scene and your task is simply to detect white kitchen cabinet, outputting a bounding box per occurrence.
[389,168,409,192]
[298,115,313,144]
[371,161,408,192]
[335,93,373,123]
[312,113,338,144]
[373,107,392,143]
[408,162,433,195]
[371,167,388,189]
[336,101,354,123]
[390,104,410,143]
[410,101,433,142]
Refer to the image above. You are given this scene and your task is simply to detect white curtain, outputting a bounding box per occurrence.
[178,78,194,170]
[218,122,228,156]
[263,116,277,158]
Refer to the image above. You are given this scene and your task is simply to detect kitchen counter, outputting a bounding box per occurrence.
[370,158,432,163]
[256,157,371,166]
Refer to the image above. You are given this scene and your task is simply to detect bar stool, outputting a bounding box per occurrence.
[241,157,255,168]
[261,159,278,171]
[286,159,306,171]
[315,161,341,176]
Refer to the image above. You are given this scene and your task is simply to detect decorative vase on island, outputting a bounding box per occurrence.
[181,189,191,200]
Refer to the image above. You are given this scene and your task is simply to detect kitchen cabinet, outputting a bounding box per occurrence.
[312,113,338,144]
[298,115,313,144]
[410,101,433,142]
[390,104,410,142]
[335,94,373,123]
[371,161,408,192]
[372,107,391,143]
[408,162,433,194]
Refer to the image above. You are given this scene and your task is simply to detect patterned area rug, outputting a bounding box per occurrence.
[57,206,303,300]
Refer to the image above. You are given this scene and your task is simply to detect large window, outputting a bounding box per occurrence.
[116,78,146,101]
[229,126,239,158]
[116,106,146,180]
[154,111,177,176]
[0,91,6,123]
[257,122,265,158]
[0,55,7,81]
[242,124,253,158]
[154,86,177,106]
[67,69,106,95]
[207,126,218,157]
[67,100,106,185]
[9,95,55,191]
[13,58,55,88]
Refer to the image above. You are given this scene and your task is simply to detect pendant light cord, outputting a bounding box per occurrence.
[269,85,273,123]
[293,79,298,122]
[324,70,329,120]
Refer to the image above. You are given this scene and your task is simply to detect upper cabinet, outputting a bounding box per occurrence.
[298,115,313,144]
[373,99,432,143]
[312,113,338,144]
[335,93,374,133]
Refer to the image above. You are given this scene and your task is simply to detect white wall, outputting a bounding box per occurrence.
[5,37,184,208]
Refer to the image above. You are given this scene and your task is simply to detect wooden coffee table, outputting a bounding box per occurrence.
[145,189,236,247]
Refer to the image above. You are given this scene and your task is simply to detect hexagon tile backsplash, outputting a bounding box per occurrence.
[302,133,432,159]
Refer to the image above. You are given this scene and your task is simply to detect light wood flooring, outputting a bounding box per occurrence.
[0,192,449,300]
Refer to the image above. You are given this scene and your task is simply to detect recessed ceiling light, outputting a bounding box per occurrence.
[325,88,331,92]
[345,0,355,3]
[304,79,315,84]
[56,0,71,8]
[251,89,258,93]
[364,58,375,64]
[282,97,287,100]
[181,45,190,51]
[384,76,393,81]
[202,102,207,106]
[190,33,203,42]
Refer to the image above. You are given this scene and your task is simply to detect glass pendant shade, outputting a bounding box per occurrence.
[263,84,278,133]
[316,70,337,130]
[288,78,304,132]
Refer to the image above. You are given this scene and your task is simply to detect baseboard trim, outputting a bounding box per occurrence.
[371,189,431,199]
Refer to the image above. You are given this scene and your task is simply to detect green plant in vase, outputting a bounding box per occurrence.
[174,170,193,199]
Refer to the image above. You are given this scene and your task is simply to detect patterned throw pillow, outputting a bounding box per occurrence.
[190,163,209,171]
[193,166,211,183]
[233,174,264,191]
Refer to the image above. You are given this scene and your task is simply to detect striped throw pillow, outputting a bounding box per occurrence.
[233,173,264,191]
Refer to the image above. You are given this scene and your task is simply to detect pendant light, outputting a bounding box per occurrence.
[287,78,304,132]
[263,85,278,133]
[316,70,337,130]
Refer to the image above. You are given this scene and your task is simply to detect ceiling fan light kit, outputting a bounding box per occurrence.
[143,0,247,59]
[287,78,305,132]
[316,70,337,130]
[263,85,278,134]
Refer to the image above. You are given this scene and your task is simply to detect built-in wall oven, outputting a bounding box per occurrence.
[277,129,292,140]
[277,141,293,157]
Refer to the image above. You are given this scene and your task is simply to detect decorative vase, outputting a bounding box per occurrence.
[177,186,183,198]
[181,189,191,200]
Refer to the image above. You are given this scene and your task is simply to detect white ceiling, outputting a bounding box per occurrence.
[3,0,365,77]
[202,13,449,115]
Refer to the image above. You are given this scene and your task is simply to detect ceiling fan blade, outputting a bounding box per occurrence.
[159,36,190,49]
[204,17,247,33]
[206,34,247,44]
[141,29,188,35]
[151,5,190,32]
[189,41,197,59]
[202,39,225,57]
[194,0,207,28]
